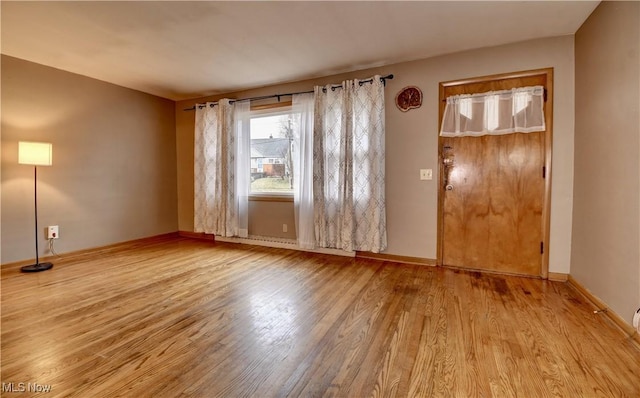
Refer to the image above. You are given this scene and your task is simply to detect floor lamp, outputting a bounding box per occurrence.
[18,141,54,273]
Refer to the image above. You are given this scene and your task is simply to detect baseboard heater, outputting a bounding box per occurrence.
[214,235,355,258]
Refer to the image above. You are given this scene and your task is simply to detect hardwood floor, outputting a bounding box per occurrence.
[2,236,639,397]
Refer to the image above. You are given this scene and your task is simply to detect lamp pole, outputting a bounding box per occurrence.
[34,166,39,266]
[18,141,54,273]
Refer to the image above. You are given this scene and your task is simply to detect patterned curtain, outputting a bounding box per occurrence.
[312,76,387,253]
[194,99,249,237]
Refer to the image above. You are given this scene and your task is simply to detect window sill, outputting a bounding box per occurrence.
[249,194,293,203]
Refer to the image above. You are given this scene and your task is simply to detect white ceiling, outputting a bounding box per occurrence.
[1,1,599,101]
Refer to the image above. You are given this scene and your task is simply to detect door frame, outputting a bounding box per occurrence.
[436,68,554,279]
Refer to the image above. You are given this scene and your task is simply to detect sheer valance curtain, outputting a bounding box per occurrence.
[194,99,250,237]
[440,85,545,137]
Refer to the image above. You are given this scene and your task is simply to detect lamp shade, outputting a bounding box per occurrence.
[18,142,53,166]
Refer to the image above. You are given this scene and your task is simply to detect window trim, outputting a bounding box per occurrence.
[250,100,292,112]
[249,194,293,202]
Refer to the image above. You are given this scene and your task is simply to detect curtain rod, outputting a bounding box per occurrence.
[183,74,393,111]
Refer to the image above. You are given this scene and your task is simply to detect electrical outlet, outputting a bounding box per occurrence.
[47,225,59,239]
[420,169,433,180]
[282,224,288,233]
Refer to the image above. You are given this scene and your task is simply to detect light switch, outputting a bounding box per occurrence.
[420,169,433,180]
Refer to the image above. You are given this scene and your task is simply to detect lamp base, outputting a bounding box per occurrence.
[20,262,53,273]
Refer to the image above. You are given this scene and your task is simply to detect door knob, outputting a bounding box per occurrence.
[445,184,454,191]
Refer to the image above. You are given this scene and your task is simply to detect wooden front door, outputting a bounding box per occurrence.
[439,71,552,277]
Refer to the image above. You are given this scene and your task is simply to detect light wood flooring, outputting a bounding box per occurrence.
[2,236,639,397]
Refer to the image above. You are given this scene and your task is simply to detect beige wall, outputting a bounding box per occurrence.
[176,35,576,273]
[248,200,297,240]
[1,55,178,264]
[572,2,640,324]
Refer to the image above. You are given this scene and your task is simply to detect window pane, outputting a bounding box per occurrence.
[250,113,293,194]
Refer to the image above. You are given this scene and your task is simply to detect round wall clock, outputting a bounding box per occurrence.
[395,86,422,112]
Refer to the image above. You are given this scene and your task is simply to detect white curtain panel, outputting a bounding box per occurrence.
[292,93,316,249]
[313,76,387,253]
[194,99,250,237]
[234,100,251,238]
[440,85,545,137]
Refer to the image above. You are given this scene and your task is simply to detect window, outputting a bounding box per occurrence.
[250,106,294,195]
